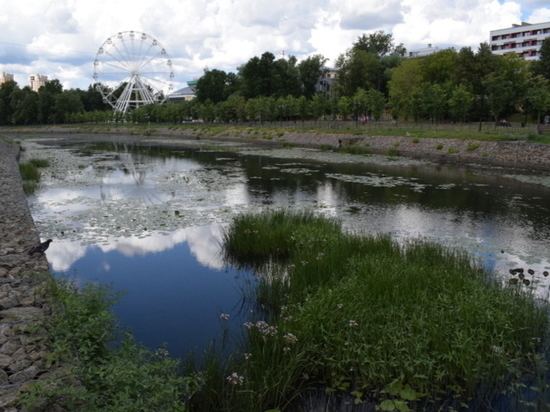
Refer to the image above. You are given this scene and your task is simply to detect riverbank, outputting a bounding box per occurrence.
[4,124,550,172]
[0,138,52,410]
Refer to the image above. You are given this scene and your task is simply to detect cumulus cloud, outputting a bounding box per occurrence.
[0,0,547,90]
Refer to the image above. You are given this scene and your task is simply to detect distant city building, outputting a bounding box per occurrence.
[0,72,14,84]
[316,67,337,100]
[408,44,439,58]
[490,21,550,60]
[167,80,197,103]
[29,74,48,92]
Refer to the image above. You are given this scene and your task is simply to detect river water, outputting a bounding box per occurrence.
[21,135,550,357]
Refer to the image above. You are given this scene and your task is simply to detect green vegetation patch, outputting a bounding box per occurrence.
[195,210,550,411]
[20,277,203,411]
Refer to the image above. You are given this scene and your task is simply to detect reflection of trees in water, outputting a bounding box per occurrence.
[99,143,171,205]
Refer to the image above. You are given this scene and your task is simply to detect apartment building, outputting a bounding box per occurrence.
[490,21,550,60]
[29,74,48,92]
[0,72,14,84]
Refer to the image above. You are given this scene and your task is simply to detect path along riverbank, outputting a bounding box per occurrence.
[2,126,550,409]
[0,138,52,410]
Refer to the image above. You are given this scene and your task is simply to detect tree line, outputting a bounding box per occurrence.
[1,31,549,126]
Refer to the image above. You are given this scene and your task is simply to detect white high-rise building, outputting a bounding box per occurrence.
[29,74,48,92]
[0,72,14,84]
[490,21,550,60]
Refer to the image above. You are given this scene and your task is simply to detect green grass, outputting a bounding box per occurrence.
[192,210,550,411]
[18,158,50,194]
[19,277,203,411]
[334,145,371,155]
[19,162,41,181]
[28,158,50,168]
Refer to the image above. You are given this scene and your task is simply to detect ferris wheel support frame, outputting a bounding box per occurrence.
[92,31,174,114]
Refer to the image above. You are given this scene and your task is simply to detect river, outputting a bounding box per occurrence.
[20,134,550,357]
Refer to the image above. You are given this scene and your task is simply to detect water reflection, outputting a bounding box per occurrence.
[22,137,550,354]
[48,225,227,272]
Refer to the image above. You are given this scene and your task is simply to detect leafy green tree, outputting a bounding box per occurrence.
[448,85,474,122]
[311,93,327,121]
[11,87,39,125]
[527,75,550,124]
[421,83,448,123]
[297,95,309,122]
[239,52,278,99]
[452,47,477,88]
[335,48,381,96]
[422,48,458,84]
[388,58,424,119]
[351,88,369,119]
[53,90,85,123]
[272,56,302,98]
[195,69,232,103]
[473,42,500,95]
[38,80,63,124]
[483,54,529,121]
[367,89,386,121]
[531,37,550,80]
[353,30,406,57]
[297,55,327,99]
[0,80,18,125]
[338,96,353,119]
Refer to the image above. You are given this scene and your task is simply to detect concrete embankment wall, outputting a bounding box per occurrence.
[0,139,51,409]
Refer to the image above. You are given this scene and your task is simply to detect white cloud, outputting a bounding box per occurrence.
[0,0,547,90]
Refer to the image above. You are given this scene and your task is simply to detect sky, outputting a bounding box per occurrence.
[0,0,549,94]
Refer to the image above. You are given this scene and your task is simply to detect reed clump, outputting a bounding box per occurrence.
[193,210,550,411]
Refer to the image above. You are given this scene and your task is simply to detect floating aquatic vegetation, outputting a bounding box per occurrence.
[505,173,550,187]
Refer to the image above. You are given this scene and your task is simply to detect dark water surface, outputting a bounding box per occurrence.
[22,136,550,356]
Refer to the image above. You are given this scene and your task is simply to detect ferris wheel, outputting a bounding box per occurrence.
[93,31,174,113]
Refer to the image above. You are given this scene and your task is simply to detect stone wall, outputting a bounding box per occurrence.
[0,139,52,410]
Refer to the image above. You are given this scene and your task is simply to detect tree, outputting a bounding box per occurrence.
[452,47,477,88]
[53,90,85,123]
[421,83,448,123]
[11,87,39,125]
[527,75,550,124]
[448,85,474,122]
[422,48,458,85]
[351,88,369,120]
[388,58,424,119]
[38,80,63,124]
[353,30,406,57]
[238,52,278,99]
[367,89,386,121]
[297,55,327,99]
[272,56,302,98]
[195,69,232,103]
[335,48,381,96]
[531,37,550,80]
[0,80,18,125]
[473,42,500,95]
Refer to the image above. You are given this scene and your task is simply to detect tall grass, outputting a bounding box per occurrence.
[192,210,550,411]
